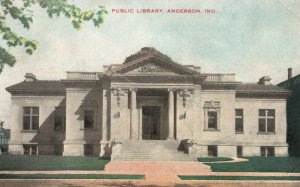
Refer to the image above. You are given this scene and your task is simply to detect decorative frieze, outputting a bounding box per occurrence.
[203,100,221,109]
[138,63,164,72]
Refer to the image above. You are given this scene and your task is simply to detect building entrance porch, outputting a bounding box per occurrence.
[134,88,169,140]
[126,88,176,141]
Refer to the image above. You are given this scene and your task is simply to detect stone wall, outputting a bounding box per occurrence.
[9,96,65,155]
[64,88,102,156]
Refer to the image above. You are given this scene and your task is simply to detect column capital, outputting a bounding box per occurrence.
[129,88,138,92]
[168,88,176,92]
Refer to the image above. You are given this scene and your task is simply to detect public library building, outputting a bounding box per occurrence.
[6,47,290,158]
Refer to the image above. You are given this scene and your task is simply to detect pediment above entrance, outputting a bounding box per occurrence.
[105,47,201,76]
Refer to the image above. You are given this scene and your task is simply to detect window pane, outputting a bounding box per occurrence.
[84,110,94,128]
[260,147,266,157]
[237,146,243,157]
[31,145,37,155]
[208,146,218,157]
[235,118,243,132]
[259,109,265,117]
[23,145,30,155]
[55,107,65,131]
[208,119,216,129]
[32,107,39,115]
[259,118,266,132]
[32,116,39,130]
[23,116,30,130]
[208,111,217,129]
[23,107,31,115]
[267,147,275,157]
[267,110,275,117]
[267,118,275,132]
[55,116,64,131]
[235,109,243,117]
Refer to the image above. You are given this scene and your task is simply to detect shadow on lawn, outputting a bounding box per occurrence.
[62,183,84,187]
[97,183,206,187]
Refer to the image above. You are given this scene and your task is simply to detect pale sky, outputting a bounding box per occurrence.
[0,0,300,128]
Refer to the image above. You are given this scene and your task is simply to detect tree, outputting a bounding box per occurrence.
[0,0,107,73]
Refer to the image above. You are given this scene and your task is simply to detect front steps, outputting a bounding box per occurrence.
[114,140,196,161]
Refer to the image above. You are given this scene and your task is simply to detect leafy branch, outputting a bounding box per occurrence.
[0,0,107,73]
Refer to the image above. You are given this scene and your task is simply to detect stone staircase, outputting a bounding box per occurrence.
[115,140,196,161]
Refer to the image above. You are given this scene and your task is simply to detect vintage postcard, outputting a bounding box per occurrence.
[0,0,299,186]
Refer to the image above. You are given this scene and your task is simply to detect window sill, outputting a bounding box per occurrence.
[21,130,38,133]
[204,129,220,132]
[80,128,96,130]
[257,132,276,135]
[235,132,244,134]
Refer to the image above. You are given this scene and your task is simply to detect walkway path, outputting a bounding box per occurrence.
[103,161,211,183]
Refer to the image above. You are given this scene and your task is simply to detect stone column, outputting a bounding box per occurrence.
[102,89,107,142]
[100,86,109,158]
[138,108,143,140]
[168,89,175,140]
[130,88,137,139]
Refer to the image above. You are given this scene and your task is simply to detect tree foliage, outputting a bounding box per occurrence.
[0,0,107,73]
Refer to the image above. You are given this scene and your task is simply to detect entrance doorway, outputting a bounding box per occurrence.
[142,106,160,140]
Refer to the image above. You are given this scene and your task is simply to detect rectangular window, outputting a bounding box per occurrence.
[259,109,275,133]
[84,110,94,128]
[23,144,37,155]
[84,144,94,156]
[23,145,30,155]
[260,146,275,157]
[208,145,218,157]
[237,146,243,157]
[208,111,218,129]
[235,109,244,133]
[55,107,65,131]
[23,107,39,130]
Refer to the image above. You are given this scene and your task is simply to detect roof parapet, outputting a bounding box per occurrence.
[203,73,235,82]
[66,72,100,80]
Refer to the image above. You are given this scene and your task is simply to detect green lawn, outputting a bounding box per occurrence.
[0,155,110,170]
[203,157,300,172]
[0,174,144,179]
[179,175,300,181]
[198,157,233,162]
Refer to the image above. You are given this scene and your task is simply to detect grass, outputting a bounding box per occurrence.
[179,175,300,181]
[0,174,144,180]
[203,157,300,172]
[197,157,233,162]
[0,155,110,170]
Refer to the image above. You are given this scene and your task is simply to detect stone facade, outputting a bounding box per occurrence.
[6,47,290,157]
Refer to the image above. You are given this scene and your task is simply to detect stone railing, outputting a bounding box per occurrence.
[203,73,235,82]
[67,72,99,80]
